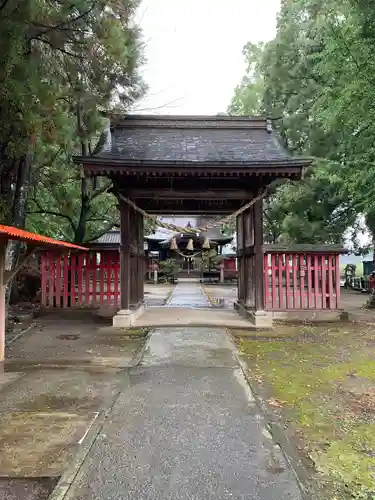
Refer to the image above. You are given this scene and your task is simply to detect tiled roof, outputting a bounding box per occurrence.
[0,225,86,250]
[95,115,290,165]
[92,230,120,245]
[91,230,151,250]
[71,115,312,169]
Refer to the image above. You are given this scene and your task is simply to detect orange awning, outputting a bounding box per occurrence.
[0,225,87,251]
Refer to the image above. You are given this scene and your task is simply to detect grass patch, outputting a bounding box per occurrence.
[98,327,149,338]
[122,328,149,337]
[236,323,375,499]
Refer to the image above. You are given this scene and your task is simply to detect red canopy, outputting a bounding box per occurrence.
[0,225,87,251]
[0,225,87,364]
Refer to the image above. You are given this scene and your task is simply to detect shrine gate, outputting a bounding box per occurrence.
[70,114,315,327]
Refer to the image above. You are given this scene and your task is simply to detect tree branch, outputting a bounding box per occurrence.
[0,0,10,13]
[28,194,76,231]
[30,2,98,38]
[90,181,112,200]
[32,36,84,60]
[27,210,76,231]
[91,129,109,155]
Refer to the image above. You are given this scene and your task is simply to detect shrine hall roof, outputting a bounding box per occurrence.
[76,115,312,168]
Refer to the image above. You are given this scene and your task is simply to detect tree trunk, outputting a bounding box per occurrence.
[367,240,375,308]
[5,150,33,304]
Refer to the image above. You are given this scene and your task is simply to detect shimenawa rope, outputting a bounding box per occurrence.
[117,185,272,235]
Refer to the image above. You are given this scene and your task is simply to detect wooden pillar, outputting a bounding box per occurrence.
[129,206,138,309]
[138,212,144,304]
[253,198,265,310]
[243,206,255,308]
[127,207,144,310]
[120,200,130,311]
[236,214,245,303]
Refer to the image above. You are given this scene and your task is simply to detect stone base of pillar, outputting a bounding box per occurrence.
[234,301,273,329]
[112,302,146,327]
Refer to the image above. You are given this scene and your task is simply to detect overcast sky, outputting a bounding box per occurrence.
[133,0,281,115]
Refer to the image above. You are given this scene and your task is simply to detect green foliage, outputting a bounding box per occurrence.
[158,259,180,282]
[228,0,375,246]
[201,249,218,271]
[0,0,146,244]
[228,42,265,116]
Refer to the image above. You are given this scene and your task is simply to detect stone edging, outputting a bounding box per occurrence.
[5,321,36,347]
[128,331,152,367]
[231,343,321,500]
[201,285,219,307]
[162,286,176,305]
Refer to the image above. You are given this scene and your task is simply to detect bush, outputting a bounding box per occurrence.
[159,259,180,282]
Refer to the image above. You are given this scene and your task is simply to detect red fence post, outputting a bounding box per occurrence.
[264,253,269,309]
[48,252,55,308]
[271,253,277,309]
[99,251,105,306]
[306,254,313,308]
[285,253,291,309]
[278,253,284,309]
[77,253,83,306]
[114,253,120,309]
[62,253,69,308]
[71,252,76,307]
[335,254,341,309]
[41,253,47,307]
[106,252,112,305]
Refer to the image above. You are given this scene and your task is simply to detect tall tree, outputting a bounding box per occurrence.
[228,0,358,245]
[0,0,145,250]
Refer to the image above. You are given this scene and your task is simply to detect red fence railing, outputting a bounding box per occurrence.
[41,251,120,308]
[264,251,341,310]
[41,249,342,311]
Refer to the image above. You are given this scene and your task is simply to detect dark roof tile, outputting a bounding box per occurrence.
[92,230,120,245]
[95,115,291,165]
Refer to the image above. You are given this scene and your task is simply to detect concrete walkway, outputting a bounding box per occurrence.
[165,281,210,308]
[63,285,302,500]
[134,282,252,328]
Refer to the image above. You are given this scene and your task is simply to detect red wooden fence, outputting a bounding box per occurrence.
[41,249,342,311]
[41,251,120,308]
[264,251,341,310]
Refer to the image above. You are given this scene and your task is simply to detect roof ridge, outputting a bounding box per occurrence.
[111,115,269,130]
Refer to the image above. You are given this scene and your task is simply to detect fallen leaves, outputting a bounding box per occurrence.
[267,397,286,408]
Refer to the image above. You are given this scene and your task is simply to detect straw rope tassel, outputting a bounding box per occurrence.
[170,237,178,250]
[202,237,210,249]
[186,238,194,251]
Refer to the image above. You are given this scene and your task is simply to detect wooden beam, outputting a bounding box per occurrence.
[133,200,242,214]
[138,209,234,215]
[127,189,253,200]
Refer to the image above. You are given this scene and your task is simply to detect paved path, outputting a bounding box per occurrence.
[134,282,252,328]
[165,281,211,308]
[64,285,302,500]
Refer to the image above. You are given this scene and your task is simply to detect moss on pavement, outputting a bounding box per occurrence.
[235,323,375,499]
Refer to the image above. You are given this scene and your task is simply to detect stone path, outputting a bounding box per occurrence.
[64,283,302,500]
[165,281,211,308]
[134,282,252,328]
